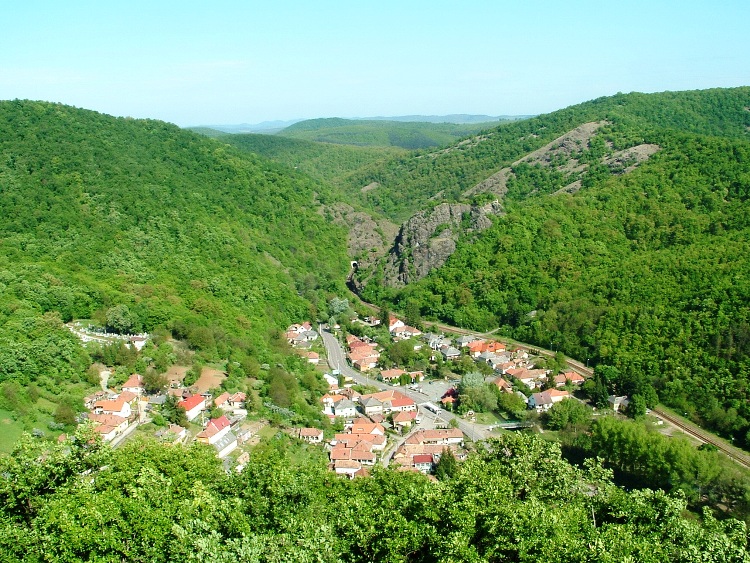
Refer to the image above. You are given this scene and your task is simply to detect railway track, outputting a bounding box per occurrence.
[347,282,750,470]
[652,408,750,470]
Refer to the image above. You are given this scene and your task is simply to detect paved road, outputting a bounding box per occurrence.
[319,328,489,442]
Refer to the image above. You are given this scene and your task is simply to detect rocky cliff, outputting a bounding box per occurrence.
[381,201,502,286]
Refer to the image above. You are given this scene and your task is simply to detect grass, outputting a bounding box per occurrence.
[0,409,25,453]
[474,411,505,425]
[257,424,278,441]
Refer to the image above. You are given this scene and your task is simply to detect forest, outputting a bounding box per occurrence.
[1,89,750,557]
[0,427,746,562]
[0,100,349,439]
[356,88,750,449]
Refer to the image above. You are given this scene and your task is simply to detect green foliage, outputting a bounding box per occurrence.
[543,398,593,431]
[625,393,647,419]
[497,390,527,417]
[0,431,748,561]
[161,394,188,427]
[433,447,458,480]
[588,416,750,519]
[378,88,750,447]
[277,117,500,149]
[0,100,349,390]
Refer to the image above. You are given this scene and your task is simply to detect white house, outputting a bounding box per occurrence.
[178,394,206,422]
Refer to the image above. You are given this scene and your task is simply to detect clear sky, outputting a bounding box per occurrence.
[2,0,748,127]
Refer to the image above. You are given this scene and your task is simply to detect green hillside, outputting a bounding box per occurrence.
[277,117,500,149]
[217,132,402,194]
[0,100,349,433]
[347,88,750,221]
[362,87,750,448]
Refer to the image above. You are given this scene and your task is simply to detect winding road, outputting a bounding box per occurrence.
[319,327,489,443]
[342,286,750,469]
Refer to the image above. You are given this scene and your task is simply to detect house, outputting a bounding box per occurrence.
[492,377,513,393]
[408,371,424,383]
[455,335,477,348]
[608,395,629,412]
[121,373,145,395]
[440,346,461,361]
[335,432,387,451]
[359,397,383,416]
[412,454,434,473]
[334,399,358,419]
[321,393,345,412]
[297,350,320,364]
[178,394,206,421]
[299,427,324,443]
[486,341,506,354]
[406,428,464,447]
[285,323,318,345]
[529,389,570,412]
[84,391,109,410]
[214,392,231,410]
[423,333,451,350]
[388,316,405,333]
[380,368,406,384]
[392,410,416,430]
[334,459,362,478]
[554,372,585,387]
[392,325,422,340]
[350,420,385,436]
[93,396,132,419]
[388,396,417,412]
[212,430,238,458]
[467,340,487,357]
[440,395,456,407]
[361,390,416,414]
[510,368,548,390]
[228,392,246,409]
[322,373,339,389]
[353,356,380,371]
[88,413,129,442]
[196,415,232,445]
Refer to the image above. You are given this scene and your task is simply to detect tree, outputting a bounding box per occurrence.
[434,448,459,480]
[53,402,76,426]
[162,394,188,427]
[498,392,527,417]
[625,393,647,419]
[379,305,391,328]
[143,370,168,394]
[543,398,592,430]
[105,304,138,334]
[328,297,349,318]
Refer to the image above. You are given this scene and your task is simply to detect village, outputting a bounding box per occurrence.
[75,312,621,479]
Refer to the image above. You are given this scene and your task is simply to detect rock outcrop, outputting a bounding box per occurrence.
[381,201,502,286]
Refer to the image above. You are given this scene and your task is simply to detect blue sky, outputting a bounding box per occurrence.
[2,0,748,126]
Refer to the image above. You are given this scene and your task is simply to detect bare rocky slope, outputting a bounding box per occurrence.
[371,122,660,288]
[380,201,502,286]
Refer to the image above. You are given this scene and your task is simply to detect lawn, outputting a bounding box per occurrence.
[474,411,505,425]
[0,409,25,453]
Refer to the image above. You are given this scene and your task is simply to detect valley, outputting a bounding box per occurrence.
[0,88,749,560]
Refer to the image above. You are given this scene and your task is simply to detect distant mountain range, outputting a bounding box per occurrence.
[191,114,532,135]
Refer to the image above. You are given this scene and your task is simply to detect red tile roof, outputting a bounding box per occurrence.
[178,394,205,411]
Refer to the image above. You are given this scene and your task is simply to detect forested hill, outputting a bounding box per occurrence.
[276,117,500,149]
[0,100,348,382]
[347,87,750,221]
[360,87,750,449]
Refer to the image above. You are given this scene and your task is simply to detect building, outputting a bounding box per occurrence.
[178,394,206,421]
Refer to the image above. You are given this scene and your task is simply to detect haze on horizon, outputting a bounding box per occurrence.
[1,0,748,127]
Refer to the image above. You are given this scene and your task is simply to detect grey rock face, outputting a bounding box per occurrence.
[382,201,502,286]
